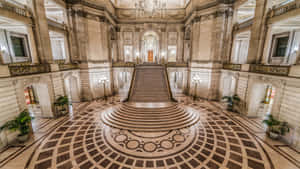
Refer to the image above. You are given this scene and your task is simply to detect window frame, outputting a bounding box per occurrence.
[269,32,291,64]
[8,32,31,62]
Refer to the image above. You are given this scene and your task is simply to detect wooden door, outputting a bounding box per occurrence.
[148,51,153,62]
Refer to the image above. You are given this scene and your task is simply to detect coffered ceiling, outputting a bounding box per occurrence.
[110,0,190,9]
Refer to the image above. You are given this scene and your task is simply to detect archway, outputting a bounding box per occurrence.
[141,31,160,63]
[248,83,276,118]
[64,76,80,103]
[24,83,52,118]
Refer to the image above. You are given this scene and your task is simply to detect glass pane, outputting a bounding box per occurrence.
[274,37,289,57]
[11,36,26,57]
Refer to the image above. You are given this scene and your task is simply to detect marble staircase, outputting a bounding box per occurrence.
[101,103,200,132]
[129,65,170,102]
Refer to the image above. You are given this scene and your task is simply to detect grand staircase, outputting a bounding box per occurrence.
[129,65,171,102]
[101,64,200,132]
[101,103,200,132]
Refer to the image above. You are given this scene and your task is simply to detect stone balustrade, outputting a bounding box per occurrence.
[0,0,31,17]
[58,63,79,71]
[249,64,290,76]
[166,62,188,67]
[223,63,242,71]
[112,62,135,67]
[223,63,291,76]
[268,0,299,18]
[8,64,51,76]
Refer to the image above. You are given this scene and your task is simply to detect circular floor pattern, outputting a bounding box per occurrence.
[28,101,272,169]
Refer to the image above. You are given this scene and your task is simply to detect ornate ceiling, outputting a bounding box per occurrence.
[110,0,190,9]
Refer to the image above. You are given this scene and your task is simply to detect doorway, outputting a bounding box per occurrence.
[65,76,80,103]
[248,83,276,118]
[148,51,153,62]
[24,84,52,118]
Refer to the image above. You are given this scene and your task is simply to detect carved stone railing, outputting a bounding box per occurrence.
[223,63,242,71]
[249,64,290,76]
[58,63,79,71]
[112,62,135,67]
[166,62,188,67]
[268,0,299,18]
[0,0,31,17]
[9,64,51,76]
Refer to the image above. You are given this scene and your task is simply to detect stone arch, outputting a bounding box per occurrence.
[140,30,161,63]
[63,72,81,103]
[16,76,54,117]
[246,76,285,117]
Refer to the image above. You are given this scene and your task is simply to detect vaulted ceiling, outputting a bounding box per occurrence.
[110,0,190,9]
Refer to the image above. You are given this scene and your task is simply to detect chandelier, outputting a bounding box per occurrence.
[135,0,167,18]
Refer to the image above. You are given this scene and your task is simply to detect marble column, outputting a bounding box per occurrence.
[32,0,53,63]
[247,0,268,64]
[177,28,184,63]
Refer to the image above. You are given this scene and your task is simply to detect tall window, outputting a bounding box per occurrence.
[274,36,289,57]
[9,32,31,62]
[11,36,27,57]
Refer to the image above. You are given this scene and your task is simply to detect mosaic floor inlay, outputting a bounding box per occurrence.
[22,100,279,169]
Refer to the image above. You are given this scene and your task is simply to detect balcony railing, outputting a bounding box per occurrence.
[223,63,242,71]
[249,64,290,76]
[0,0,31,17]
[166,62,188,67]
[268,0,299,18]
[112,62,135,67]
[9,64,51,76]
[58,63,79,71]
[223,64,290,76]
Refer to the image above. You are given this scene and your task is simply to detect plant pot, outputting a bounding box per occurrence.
[17,134,29,142]
[269,132,280,140]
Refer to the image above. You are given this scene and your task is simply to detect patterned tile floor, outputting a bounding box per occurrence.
[0,98,299,169]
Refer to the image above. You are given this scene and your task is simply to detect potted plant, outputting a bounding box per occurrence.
[0,109,33,142]
[222,95,241,112]
[262,114,290,139]
[54,96,70,117]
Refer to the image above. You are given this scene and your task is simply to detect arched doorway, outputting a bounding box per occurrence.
[24,83,52,118]
[141,31,160,63]
[64,76,80,103]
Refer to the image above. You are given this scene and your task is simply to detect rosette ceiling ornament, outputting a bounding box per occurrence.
[135,0,167,18]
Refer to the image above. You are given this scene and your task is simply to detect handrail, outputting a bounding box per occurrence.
[123,65,136,102]
[164,65,177,102]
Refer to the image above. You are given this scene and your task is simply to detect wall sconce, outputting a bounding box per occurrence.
[161,52,166,56]
[136,52,139,56]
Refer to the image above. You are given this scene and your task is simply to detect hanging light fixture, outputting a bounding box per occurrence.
[135,0,167,18]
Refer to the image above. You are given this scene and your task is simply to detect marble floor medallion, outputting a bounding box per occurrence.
[104,126,197,158]
[26,101,274,169]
